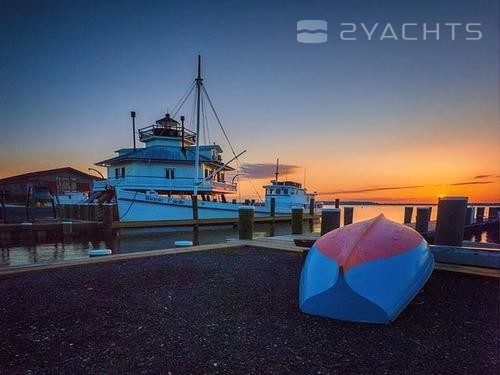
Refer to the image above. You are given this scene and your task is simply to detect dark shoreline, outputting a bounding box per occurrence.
[1,247,498,374]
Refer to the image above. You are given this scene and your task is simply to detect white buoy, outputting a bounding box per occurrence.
[174,240,193,247]
[89,249,112,257]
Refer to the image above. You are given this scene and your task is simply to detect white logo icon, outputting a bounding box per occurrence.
[297,20,328,43]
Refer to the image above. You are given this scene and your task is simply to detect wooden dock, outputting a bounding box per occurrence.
[111,214,318,229]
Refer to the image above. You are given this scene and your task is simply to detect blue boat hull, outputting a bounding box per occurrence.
[299,240,435,324]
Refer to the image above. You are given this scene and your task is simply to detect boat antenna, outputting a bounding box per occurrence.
[130,111,136,151]
[275,158,280,182]
[193,55,203,196]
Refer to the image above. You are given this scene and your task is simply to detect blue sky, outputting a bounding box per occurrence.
[0,0,498,201]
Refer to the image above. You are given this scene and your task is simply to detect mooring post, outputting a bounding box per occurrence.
[1,190,6,224]
[71,204,80,220]
[50,198,57,219]
[62,221,73,236]
[88,203,98,222]
[79,204,89,221]
[404,206,413,224]
[334,199,340,208]
[270,197,276,218]
[343,206,354,226]
[21,222,34,243]
[291,207,303,235]
[191,195,199,245]
[435,196,468,246]
[415,207,431,233]
[239,206,255,240]
[488,206,499,221]
[475,207,485,223]
[465,206,473,225]
[308,198,315,217]
[321,208,340,235]
[103,203,114,232]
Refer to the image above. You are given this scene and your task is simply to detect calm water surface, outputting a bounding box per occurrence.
[1,205,496,268]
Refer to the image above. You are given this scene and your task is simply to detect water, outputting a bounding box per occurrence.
[1,205,496,268]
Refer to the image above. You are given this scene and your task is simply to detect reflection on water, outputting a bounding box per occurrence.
[1,205,497,268]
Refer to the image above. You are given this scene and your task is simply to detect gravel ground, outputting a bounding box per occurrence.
[0,247,498,374]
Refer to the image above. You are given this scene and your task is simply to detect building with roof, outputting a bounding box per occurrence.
[0,167,102,203]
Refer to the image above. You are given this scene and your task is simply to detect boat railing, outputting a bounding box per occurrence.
[138,124,196,143]
[93,176,237,192]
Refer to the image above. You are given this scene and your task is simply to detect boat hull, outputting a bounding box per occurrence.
[299,215,435,324]
[115,189,296,221]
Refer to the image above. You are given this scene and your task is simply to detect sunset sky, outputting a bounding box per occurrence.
[1,0,498,203]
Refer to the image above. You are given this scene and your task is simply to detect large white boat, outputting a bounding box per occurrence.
[90,56,316,222]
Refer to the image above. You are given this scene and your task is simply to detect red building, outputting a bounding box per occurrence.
[0,167,101,203]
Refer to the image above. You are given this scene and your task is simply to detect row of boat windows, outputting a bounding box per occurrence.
[114,167,225,181]
[266,188,299,195]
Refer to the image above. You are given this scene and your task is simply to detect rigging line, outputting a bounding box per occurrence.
[202,85,263,202]
[202,86,261,198]
[201,85,238,157]
[172,81,196,118]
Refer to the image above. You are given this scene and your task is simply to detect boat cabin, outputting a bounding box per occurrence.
[93,114,236,196]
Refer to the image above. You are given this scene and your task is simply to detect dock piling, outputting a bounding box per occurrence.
[488,206,499,221]
[238,206,255,240]
[291,207,303,235]
[465,206,474,225]
[475,207,485,223]
[321,208,340,235]
[334,199,340,208]
[404,206,413,224]
[343,206,354,226]
[415,207,431,233]
[191,195,199,245]
[435,196,468,246]
[270,197,276,217]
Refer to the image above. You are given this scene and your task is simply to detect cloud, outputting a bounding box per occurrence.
[473,174,492,179]
[318,180,497,195]
[319,185,425,195]
[240,163,301,179]
[450,181,493,186]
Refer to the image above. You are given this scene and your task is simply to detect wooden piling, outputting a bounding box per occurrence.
[465,206,473,225]
[270,197,276,217]
[309,198,315,217]
[475,207,485,223]
[71,204,80,220]
[334,199,340,208]
[79,204,90,221]
[62,221,73,236]
[103,203,114,230]
[435,196,468,246]
[291,207,303,235]
[321,208,340,235]
[488,206,499,221]
[415,207,431,233]
[1,190,7,224]
[191,195,199,245]
[404,206,413,224]
[343,206,354,226]
[88,204,98,222]
[238,206,255,240]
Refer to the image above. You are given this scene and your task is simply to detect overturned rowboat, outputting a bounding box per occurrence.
[299,214,434,324]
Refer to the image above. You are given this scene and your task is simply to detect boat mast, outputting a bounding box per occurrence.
[193,55,203,196]
[275,158,280,182]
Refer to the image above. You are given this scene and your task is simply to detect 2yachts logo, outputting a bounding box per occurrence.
[297,20,483,43]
